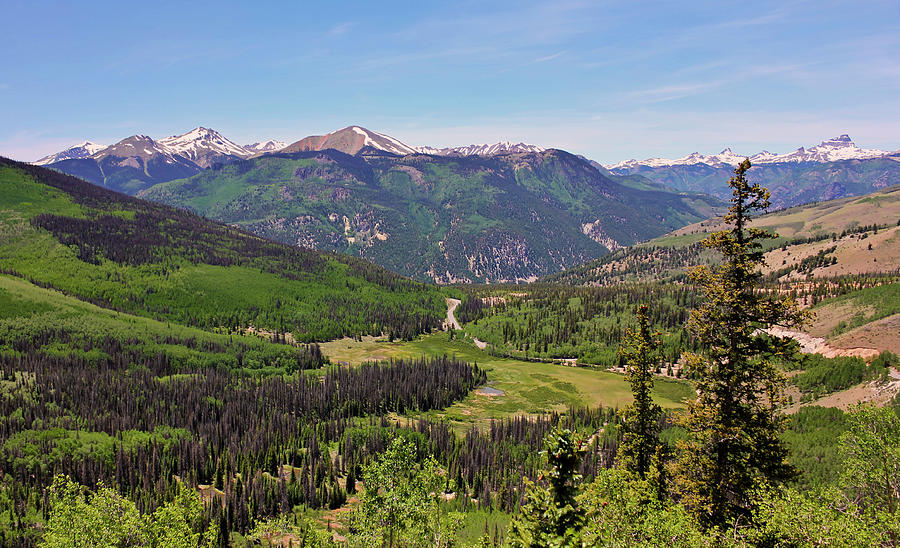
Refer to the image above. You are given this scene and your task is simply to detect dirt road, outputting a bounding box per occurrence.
[445,298,462,330]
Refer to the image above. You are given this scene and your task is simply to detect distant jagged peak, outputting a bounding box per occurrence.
[822,134,852,145]
[158,127,251,166]
[33,141,107,165]
[282,126,418,156]
[606,134,894,170]
[244,140,288,153]
[417,141,546,156]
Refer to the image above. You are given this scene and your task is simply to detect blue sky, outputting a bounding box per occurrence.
[2,0,898,163]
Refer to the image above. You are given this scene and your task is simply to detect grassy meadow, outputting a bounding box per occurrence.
[319,331,693,428]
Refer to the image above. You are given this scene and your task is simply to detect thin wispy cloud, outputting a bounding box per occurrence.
[391,2,597,53]
[628,79,728,103]
[626,63,805,104]
[531,51,566,64]
[328,22,355,36]
[351,45,503,72]
[2,1,898,163]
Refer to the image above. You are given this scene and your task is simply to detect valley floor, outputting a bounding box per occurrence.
[318,332,692,430]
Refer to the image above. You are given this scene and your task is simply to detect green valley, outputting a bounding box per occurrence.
[1,145,897,548]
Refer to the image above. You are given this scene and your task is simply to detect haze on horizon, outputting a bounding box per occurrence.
[2,0,898,164]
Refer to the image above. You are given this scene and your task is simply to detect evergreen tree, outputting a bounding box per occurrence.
[616,304,663,479]
[509,428,586,547]
[674,159,806,528]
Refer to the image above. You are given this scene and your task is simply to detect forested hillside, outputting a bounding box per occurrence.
[0,158,445,341]
[138,148,721,283]
[0,270,490,544]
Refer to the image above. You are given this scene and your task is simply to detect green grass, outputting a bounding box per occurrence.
[0,274,314,374]
[0,165,83,219]
[0,159,447,342]
[814,283,900,336]
[319,332,692,428]
[455,508,511,546]
[635,231,707,249]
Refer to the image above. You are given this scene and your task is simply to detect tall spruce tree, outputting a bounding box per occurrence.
[509,428,586,548]
[675,159,807,529]
[617,304,663,479]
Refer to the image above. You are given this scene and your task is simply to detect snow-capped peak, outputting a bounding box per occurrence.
[800,134,889,162]
[244,140,288,153]
[34,141,108,165]
[607,148,748,170]
[605,135,893,170]
[415,142,546,156]
[158,127,251,165]
[350,126,419,155]
[90,134,183,162]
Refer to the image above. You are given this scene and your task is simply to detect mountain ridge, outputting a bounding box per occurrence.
[34,141,108,165]
[415,142,546,156]
[544,183,900,286]
[139,147,723,283]
[157,126,251,167]
[245,139,288,153]
[607,134,895,169]
[607,135,900,208]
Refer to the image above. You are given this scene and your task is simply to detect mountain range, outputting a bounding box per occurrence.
[38,128,900,208]
[35,125,558,195]
[607,135,894,169]
[606,135,900,208]
[36,126,550,165]
[29,125,899,281]
[138,147,722,283]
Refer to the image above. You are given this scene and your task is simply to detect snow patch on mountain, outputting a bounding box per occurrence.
[416,141,546,156]
[245,140,288,153]
[158,127,250,164]
[606,135,893,170]
[34,141,107,165]
[351,126,418,155]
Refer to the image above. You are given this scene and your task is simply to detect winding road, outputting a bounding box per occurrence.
[444,298,462,330]
[445,297,489,348]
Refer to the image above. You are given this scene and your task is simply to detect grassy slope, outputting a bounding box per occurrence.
[669,184,900,242]
[0,159,445,341]
[807,283,900,352]
[546,184,900,285]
